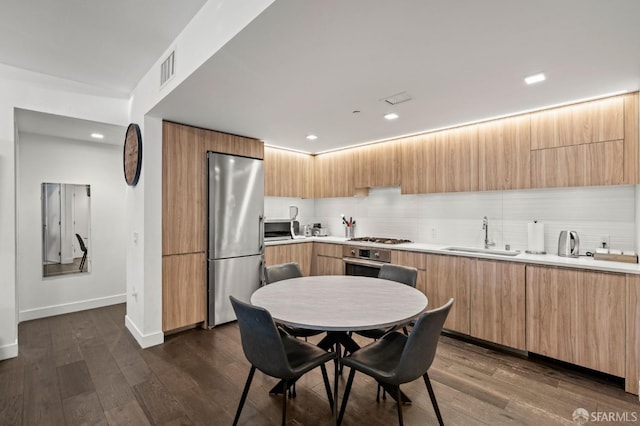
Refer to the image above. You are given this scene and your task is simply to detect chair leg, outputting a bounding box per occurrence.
[282,379,288,426]
[320,364,334,413]
[338,368,356,426]
[423,372,444,426]
[233,366,256,426]
[396,385,404,426]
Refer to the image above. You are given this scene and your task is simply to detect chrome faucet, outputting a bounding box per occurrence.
[482,216,495,249]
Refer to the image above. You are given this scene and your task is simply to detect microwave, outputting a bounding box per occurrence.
[264,219,299,241]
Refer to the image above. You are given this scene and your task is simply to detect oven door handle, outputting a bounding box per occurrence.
[342,258,385,268]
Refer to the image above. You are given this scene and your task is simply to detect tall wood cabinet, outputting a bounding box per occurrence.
[526,265,625,377]
[162,121,263,332]
[264,147,314,198]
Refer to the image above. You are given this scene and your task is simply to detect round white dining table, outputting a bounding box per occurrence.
[250,275,428,332]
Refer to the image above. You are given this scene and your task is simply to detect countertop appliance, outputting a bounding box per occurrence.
[558,230,580,258]
[207,152,264,327]
[264,219,298,241]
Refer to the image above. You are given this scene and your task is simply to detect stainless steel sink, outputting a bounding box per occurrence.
[443,246,520,257]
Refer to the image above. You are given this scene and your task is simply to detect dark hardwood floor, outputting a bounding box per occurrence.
[1,304,637,425]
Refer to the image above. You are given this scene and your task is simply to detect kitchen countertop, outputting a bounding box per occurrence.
[266,236,640,275]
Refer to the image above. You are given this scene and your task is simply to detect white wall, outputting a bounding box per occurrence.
[307,185,636,254]
[16,133,127,320]
[125,0,275,348]
[0,63,128,360]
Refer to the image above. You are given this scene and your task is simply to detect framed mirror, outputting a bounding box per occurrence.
[42,183,91,277]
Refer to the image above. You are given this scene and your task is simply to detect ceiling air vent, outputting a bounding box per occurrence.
[382,91,412,105]
[160,50,176,87]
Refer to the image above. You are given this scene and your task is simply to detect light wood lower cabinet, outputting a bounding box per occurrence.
[425,254,471,334]
[627,275,640,394]
[312,243,344,275]
[526,265,625,377]
[471,260,525,350]
[162,253,206,332]
[391,250,427,295]
[264,243,313,276]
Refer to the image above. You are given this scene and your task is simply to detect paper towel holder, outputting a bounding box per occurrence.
[525,220,547,255]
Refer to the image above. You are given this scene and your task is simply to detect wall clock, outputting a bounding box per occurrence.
[123,123,142,186]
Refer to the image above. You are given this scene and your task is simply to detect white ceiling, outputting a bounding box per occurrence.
[4,1,640,154]
[151,0,640,153]
[15,109,125,145]
[0,0,206,96]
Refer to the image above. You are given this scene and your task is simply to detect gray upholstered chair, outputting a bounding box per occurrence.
[338,298,454,426]
[265,262,324,339]
[230,296,336,426]
[355,264,418,340]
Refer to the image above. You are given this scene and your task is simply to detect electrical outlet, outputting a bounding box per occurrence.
[600,235,610,248]
[431,228,437,239]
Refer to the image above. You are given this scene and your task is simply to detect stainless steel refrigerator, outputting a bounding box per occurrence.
[207,152,264,326]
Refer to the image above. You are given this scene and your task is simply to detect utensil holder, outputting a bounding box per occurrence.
[345,225,355,239]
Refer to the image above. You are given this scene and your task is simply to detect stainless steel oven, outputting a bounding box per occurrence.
[343,245,391,277]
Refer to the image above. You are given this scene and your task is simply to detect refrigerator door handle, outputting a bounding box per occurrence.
[259,215,264,252]
[260,256,265,286]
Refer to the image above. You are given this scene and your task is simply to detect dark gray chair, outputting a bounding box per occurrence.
[230,296,336,426]
[338,298,454,426]
[75,233,88,271]
[265,262,324,340]
[355,264,418,340]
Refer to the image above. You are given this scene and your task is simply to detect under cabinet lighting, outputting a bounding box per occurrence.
[91,133,104,139]
[384,113,399,120]
[525,73,546,85]
[306,134,318,140]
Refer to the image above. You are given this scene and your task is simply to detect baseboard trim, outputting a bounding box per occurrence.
[0,340,18,360]
[125,315,164,349]
[19,293,127,322]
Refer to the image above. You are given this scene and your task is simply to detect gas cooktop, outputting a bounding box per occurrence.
[349,237,413,245]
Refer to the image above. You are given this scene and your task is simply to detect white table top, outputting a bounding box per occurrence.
[250,275,428,332]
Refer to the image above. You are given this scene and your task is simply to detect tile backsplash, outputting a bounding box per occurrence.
[266,185,637,254]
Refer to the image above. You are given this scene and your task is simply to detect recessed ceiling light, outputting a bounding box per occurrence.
[91,133,104,139]
[306,134,318,141]
[384,113,399,120]
[525,73,546,85]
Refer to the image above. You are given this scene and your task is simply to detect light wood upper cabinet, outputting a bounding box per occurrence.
[478,116,530,190]
[400,134,437,194]
[624,92,639,184]
[265,243,313,277]
[162,121,207,255]
[199,126,264,159]
[162,253,206,332]
[354,141,400,188]
[471,260,525,350]
[435,125,479,193]
[425,254,471,334]
[264,147,314,198]
[313,149,355,198]
[530,96,624,150]
[526,265,625,377]
[530,140,624,188]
